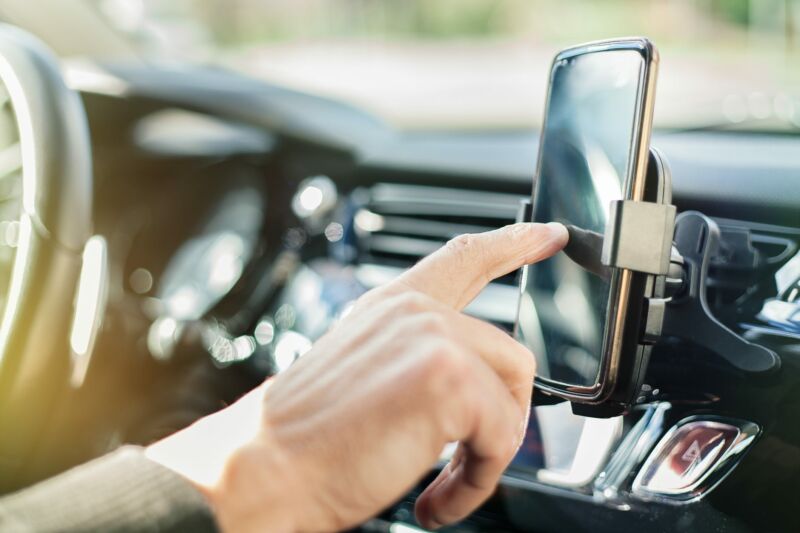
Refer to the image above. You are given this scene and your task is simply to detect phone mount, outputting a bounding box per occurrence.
[521,147,677,415]
[602,148,780,378]
[658,213,780,374]
[602,155,676,278]
[522,146,780,416]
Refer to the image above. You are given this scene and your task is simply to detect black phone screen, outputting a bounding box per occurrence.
[516,48,646,389]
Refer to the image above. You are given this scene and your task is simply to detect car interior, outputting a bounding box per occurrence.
[0,1,799,532]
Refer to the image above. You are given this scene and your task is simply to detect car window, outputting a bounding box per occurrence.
[77,1,800,132]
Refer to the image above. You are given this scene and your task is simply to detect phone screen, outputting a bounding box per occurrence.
[516,48,646,388]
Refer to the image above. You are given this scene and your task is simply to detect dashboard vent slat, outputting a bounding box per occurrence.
[364,234,442,259]
[378,214,494,241]
[369,183,521,219]
[346,183,526,329]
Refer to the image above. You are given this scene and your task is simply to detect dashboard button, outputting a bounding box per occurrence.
[632,418,759,501]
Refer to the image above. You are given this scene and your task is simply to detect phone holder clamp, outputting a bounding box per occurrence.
[605,155,780,376]
[660,212,780,375]
[602,200,676,276]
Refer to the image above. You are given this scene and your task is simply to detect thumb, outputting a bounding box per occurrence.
[397,222,568,310]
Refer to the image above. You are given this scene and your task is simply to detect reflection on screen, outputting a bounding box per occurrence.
[516,49,644,388]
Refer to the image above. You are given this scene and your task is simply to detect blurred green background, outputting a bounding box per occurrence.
[175,0,796,47]
[84,0,800,130]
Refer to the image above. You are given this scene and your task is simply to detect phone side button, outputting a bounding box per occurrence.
[641,297,666,344]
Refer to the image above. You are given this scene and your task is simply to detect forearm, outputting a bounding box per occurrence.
[145,382,298,533]
[0,446,218,533]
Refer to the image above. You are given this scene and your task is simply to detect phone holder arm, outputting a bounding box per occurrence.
[660,211,780,375]
[593,156,779,376]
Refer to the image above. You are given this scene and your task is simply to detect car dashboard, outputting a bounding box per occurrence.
[68,63,800,533]
[300,130,800,533]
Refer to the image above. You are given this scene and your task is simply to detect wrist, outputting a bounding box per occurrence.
[146,384,297,532]
[206,441,297,533]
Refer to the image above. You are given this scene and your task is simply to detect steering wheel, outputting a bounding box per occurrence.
[0,25,97,491]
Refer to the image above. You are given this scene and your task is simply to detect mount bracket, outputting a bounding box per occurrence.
[661,211,781,375]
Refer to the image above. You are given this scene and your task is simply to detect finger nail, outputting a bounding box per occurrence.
[545,222,569,243]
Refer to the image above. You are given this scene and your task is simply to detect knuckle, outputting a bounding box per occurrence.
[422,341,469,394]
[425,338,459,369]
[394,291,430,314]
[419,311,449,336]
[446,232,476,254]
[446,232,492,285]
[526,354,537,379]
[444,233,481,267]
[504,337,536,383]
[518,349,536,382]
[506,222,533,244]
[354,286,390,310]
[390,310,448,343]
[484,421,522,465]
[485,444,516,472]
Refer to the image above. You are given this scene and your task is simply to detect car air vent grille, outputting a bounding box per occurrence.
[354,183,522,278]
[706,219,800,327]
[346,183,525,329]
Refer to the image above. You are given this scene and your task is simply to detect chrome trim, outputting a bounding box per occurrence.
[389,523,428,533]
[631,417,760,503]
[595,403,670,498]
[536,415,623,488]
[498,404,669,503]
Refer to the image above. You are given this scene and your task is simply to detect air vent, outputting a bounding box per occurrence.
[347,183,525,329]
[355,183,521,275]
[707,220,800,326]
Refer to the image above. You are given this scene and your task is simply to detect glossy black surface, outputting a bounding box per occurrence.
[519,43,647,389]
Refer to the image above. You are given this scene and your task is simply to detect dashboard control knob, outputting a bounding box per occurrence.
[632,418,758,501]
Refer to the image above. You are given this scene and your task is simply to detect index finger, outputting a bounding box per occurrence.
[397,222,568,310]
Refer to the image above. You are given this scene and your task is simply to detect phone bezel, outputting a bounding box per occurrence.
[521,37,659,404]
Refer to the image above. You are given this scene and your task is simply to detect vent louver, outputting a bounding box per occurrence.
[347,183,525,329]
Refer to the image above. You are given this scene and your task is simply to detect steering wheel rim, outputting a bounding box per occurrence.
[0,24,93,490]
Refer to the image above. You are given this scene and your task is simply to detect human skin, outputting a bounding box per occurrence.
[147,221,569,532]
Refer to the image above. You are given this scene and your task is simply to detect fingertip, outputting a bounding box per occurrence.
[414,467,450,530]
[544,221,569,246]
[414,496,442,530]
[516,222,567,265]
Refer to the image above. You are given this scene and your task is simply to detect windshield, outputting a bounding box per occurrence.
[25,1,800,130]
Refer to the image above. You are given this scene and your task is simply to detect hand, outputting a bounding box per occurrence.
[147,222,568,532]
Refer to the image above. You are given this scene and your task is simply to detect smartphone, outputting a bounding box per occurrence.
[515,38,659,409]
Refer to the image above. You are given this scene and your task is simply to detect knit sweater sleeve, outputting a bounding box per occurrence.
[0,445,219,532]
